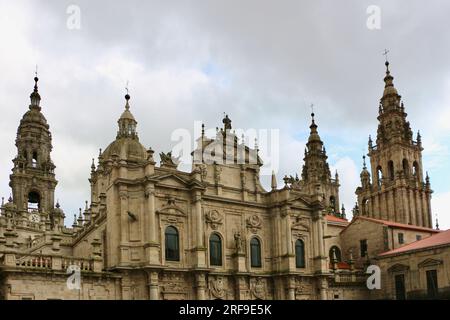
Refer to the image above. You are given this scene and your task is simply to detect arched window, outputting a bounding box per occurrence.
[250,237,262,268]
[402,159,409,177]
[329,246,342,263]
[388,161,395,180]
[376,166,383,185]
[209,233,222,266]
[329,196,336,213]
[295,239,305,268]
[165,226,180,261]
[27,191,40,211]
[32,151,38,168]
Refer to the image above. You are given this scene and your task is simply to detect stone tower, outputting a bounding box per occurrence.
[355,61,433,228]
[9,76,57,214]
[298,113,341,217]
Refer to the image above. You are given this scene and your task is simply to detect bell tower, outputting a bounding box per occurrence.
[299,112,341,216]
[9,75,57,214]
[355,60,433,228]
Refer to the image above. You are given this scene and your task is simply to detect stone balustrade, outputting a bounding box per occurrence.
[0,252,102,273]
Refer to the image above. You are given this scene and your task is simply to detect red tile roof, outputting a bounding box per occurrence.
[355,216,439,233]
[325,215,349,224]
[379,228,450,257]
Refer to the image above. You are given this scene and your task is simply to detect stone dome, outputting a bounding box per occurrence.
[102,137,147,163]
[19,108,49,129]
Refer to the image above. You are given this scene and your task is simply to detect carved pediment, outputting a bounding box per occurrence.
[157,196,186,216]
[387,263,410,273]
[155,173,189,188]
[418,258,443,268]
[292,216,310,231]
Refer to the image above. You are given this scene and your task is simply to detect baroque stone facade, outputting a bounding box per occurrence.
[0,61,443,300]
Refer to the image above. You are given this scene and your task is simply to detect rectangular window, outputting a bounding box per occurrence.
[398,233,404,244]
[416,235,422,241]
[426,270,438,299]
[360,239,368,258]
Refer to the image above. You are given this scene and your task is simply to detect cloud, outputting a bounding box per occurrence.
[330,157,360,217]
[0,1,449,229]
[431,191,450,231]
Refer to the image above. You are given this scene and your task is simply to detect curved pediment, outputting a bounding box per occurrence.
[157,203,186,216]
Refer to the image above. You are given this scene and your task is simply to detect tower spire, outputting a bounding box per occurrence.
[30,72,41,109]
[117,90,137,139]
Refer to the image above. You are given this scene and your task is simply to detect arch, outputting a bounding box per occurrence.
[295,239,306,268]
[376,166,383,185]
[402,159,409,177]
[362,198,370,215]
[329,246,342,263]
[329,196,336,213]
[209,232,222,266]
[388,160,395,180]
[165,226,180,261]
[32,151,38,168]
[250,237,262,268]
[27,191,40,210]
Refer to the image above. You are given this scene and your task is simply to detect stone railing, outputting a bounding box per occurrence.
[0,253,102,273]
[332,270,367,285]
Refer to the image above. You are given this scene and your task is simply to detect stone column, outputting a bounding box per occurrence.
[196,273,207,300]
[148,271,160,300]
[415,191,423,227]
[145,185,159,265]
[287,276,296,300]
[194,193,204,248]
[421,192,430,228]
[409,190,416,226]
[193,192,206,267]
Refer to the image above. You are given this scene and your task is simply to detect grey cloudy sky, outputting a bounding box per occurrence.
[1,0,449,228]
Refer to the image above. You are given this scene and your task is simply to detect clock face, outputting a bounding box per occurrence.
[29,214,40,223]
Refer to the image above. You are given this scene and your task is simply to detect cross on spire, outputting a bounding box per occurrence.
[125,80,130,95]
[382,49,390,62]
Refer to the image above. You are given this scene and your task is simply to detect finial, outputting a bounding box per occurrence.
[56,200,60,208]
[30,69,41,107]
[254,137,259,151]
[271,171,277,190]
[34,65,39,86]
[382,49,390,63]
[8,195,12,203]
[201,123,205,136]
[363,155,367,169]
[85,200,88,211]
[91,158,96,171]
[310,104,315,124]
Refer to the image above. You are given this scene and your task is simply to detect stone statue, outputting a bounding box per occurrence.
[159,151,178,167]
